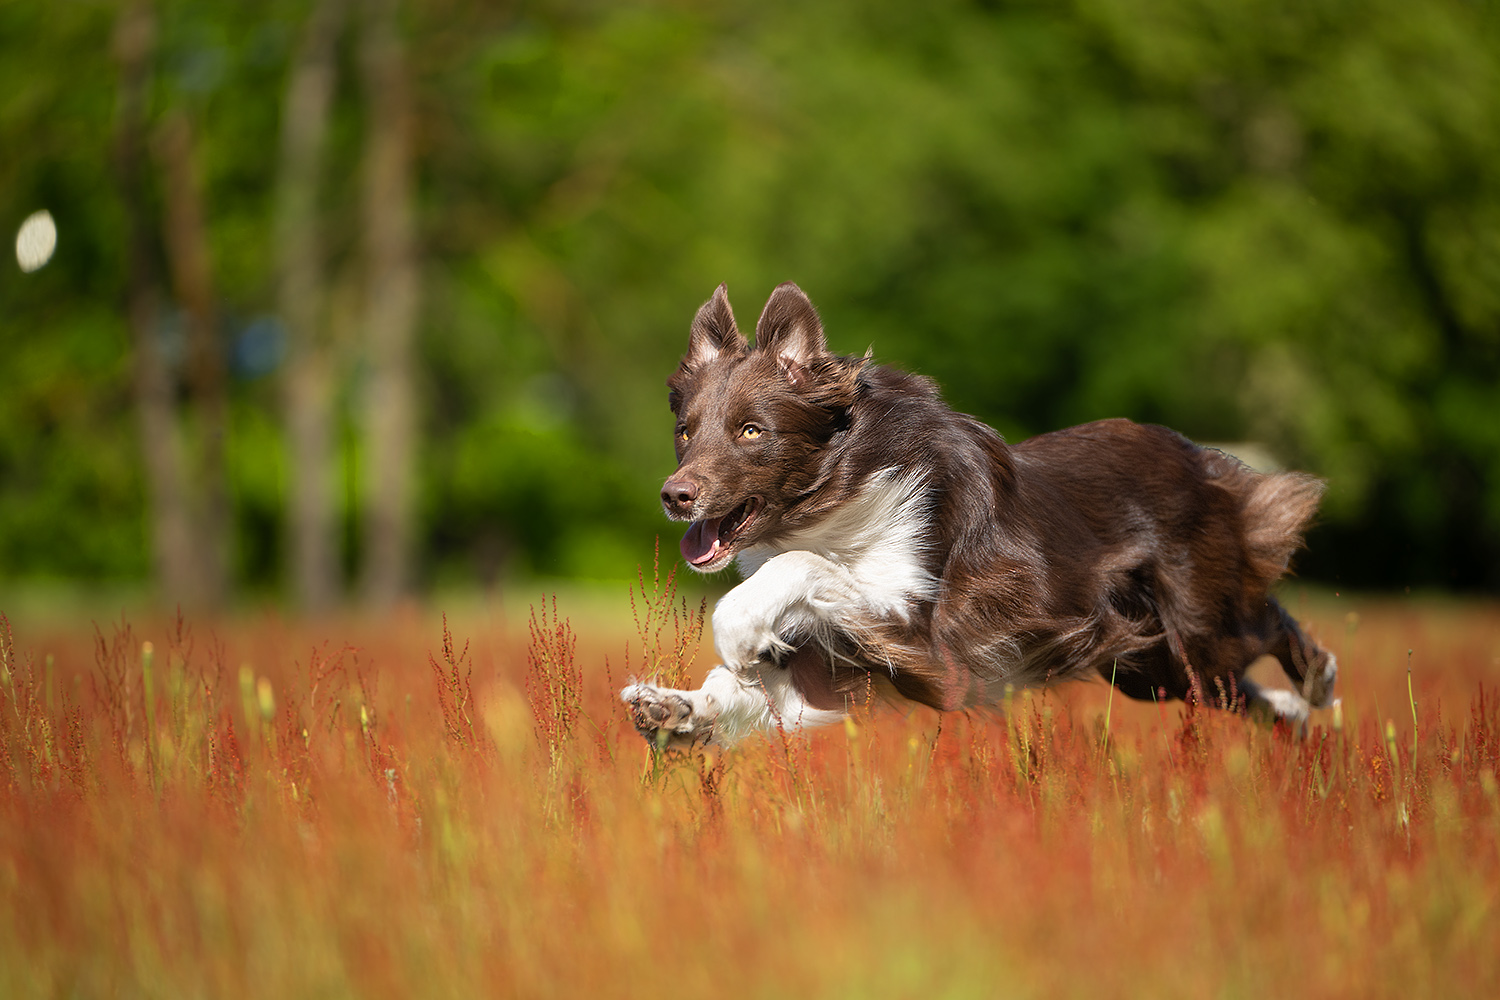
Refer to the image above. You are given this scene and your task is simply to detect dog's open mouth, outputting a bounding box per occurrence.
[680,498,762,569]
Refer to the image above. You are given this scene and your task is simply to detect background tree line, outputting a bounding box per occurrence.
[2,0,1498,609]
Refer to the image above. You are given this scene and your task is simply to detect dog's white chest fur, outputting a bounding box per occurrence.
[712,470,937,672]
[737,469,937,618]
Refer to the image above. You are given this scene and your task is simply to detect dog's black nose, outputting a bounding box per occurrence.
[662,477,699,511]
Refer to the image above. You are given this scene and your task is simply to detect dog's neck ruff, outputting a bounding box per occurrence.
[736,468,937,622]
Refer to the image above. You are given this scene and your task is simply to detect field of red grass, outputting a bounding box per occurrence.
[3,577,1499,998]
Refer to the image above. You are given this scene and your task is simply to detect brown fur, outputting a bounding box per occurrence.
[662,283,1335,719]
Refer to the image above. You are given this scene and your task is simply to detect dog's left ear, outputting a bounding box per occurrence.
[755,283,828,377]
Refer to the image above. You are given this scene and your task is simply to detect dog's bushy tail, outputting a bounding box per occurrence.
[1241,470,1325,587]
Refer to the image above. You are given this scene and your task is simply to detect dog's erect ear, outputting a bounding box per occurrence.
[754,283,828,373]
[683,284,747,370]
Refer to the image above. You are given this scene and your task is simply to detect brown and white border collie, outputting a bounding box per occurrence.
[622,283,1337,747]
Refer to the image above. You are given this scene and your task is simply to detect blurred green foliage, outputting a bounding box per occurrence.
[2,0,1499,593]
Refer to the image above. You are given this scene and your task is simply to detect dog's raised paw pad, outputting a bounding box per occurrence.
[624,688,693,732]
[622,688,710,750]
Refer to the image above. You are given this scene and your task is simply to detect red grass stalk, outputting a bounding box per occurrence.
[1,613,56,792]
[429,615,481,754]
[622,539,705,691]
[525,597,581,765]
[91,618,138,772]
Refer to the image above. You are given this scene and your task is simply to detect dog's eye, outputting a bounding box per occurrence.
[740,424,764,440]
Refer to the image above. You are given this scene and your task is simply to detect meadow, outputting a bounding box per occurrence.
[2,572,1498,999]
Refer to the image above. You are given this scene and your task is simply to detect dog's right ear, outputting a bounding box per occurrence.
[683,284,747,371]
[754,282,827,375]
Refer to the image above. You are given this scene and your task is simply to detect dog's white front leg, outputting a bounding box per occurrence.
[621,551,857,747]
[622,663,846,748]
[712,550,856,670]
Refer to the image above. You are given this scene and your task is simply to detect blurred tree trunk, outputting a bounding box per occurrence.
[112,0,200,605]
[155,111,230,609]
[357,0,420,608]
[276,0,347,613]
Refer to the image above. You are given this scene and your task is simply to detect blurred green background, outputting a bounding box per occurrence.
[2,0,1499,611]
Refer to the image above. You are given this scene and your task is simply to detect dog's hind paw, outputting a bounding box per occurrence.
[1302,651,1338,709]
[621,682,715,751]
[1241,678,1311,734]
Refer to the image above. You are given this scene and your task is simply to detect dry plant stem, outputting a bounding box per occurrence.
[620,543,708,759]
[141,642,157,795]
[1100,657,1118,763]
[526,597,582,765]
[627,539,705,692]
[429,615,479,752]
[1408,648,1419,753]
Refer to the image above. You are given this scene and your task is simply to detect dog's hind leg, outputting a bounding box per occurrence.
[1262,597,1338,709]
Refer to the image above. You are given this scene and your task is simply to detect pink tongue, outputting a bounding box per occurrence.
[680,516,725,565]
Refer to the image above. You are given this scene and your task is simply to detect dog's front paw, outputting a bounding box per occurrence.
[621,682,714,750]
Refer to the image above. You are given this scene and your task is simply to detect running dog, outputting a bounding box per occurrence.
[622,283,1336,747]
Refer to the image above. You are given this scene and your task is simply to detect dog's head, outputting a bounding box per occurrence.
[662,283,865,572]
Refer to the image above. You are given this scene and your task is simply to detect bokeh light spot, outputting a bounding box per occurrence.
[15,210,57,273]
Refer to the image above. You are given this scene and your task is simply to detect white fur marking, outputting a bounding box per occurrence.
[714,470,934,672]
[739,469,936,616]
[1240,678,1312,734]
[622,665,844,747]
[625,470,935,743]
